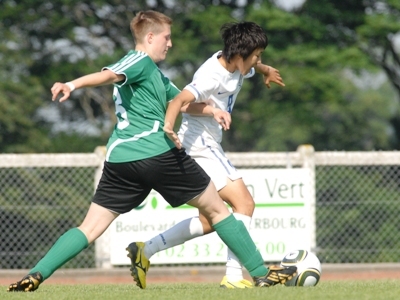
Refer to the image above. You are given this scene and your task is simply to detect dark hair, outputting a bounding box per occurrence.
[220,22,268,62]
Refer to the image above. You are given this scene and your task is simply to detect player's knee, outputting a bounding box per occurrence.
[232,198,255,215]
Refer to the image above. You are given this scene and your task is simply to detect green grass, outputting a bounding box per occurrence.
[2,281,400,300]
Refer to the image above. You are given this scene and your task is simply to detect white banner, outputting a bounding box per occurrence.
[110,168,313,264]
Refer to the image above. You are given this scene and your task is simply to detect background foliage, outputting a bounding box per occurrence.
[1,0,400,153]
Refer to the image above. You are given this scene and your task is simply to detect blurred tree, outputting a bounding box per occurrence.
[0,12,49,152]
[299,0,400,93]
[295,0,400,149]
[220,0,400,151]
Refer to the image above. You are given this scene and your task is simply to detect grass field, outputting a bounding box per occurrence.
[2,280,400,300]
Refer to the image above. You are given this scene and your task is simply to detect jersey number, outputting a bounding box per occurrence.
[227,94,233,113]
[114,89,129,130]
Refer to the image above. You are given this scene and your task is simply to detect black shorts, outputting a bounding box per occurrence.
[92,148,210,214]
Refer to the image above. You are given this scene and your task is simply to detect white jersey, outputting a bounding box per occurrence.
[178,51,255,149]
[177,51,255,190]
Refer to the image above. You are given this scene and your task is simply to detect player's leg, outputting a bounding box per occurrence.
[78,202,119,243]
[133,149,223,260]
[125,149,208,288]
[193,146,255,286]
[159,182,255,288]
[126,217,204,289]
[218,178,255,287]
[128,149,297,288]
[187,181,264,275]
[134,145,231,260]
[138,188,254,287]
[141,215,205,260]
[90,160,153,290]
[7,203,118,292]
[130,148,253,287]
[7,161,141,292]
[188,181,297,287]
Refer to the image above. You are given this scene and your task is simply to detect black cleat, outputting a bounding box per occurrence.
[253,265,297,287]
[7,272,43,292]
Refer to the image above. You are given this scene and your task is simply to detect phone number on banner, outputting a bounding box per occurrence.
[151,240,287,263]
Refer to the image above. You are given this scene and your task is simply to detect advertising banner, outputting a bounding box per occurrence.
[109,168,312,264]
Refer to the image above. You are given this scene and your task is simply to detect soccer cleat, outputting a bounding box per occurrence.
[253,265,297,287]
[220,276,254,288]
[126,242,150,289]
[7,272,43,292]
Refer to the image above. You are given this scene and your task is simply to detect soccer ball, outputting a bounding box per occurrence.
[280,249,321,287]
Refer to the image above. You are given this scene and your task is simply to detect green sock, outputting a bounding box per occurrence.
[213,214,268,277]
[29,228,89,280]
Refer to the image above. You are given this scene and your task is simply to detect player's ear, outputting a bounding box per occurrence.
[146,32,154,44]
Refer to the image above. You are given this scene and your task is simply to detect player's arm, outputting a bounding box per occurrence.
[254,62,285,88]
[181,103,231,131]
[181,102,210,115]
[164,89,196,148]
[51,70,125,102]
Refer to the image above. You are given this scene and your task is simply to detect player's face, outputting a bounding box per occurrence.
[150,25,172,62]
[240,48,263,75]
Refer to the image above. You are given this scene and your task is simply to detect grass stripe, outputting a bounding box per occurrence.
[3,281,399,300]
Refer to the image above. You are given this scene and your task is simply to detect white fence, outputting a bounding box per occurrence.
[1,145,399,269]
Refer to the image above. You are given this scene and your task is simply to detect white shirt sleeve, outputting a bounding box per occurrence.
[183,76,219,102]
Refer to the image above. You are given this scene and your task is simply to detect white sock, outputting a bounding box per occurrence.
[225,213,252,282]
[144,216,204,259]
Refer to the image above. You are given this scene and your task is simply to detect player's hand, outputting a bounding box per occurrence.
[264,66,285,88]
[163,123,182,149]
[212,108,231,131]
[51,82,73,102]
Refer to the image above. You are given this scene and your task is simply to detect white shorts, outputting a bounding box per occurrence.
[184,141,242,191]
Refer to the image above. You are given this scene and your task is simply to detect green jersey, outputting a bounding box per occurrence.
[103,50,180,163]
